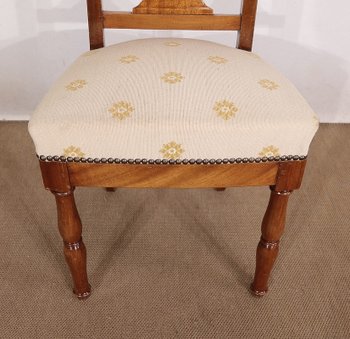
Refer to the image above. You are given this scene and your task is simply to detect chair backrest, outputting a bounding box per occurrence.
[87,0,258,51]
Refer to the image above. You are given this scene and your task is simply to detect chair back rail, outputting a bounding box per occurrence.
[87,0,258,51]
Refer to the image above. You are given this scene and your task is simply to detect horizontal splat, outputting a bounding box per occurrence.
[132,0,213,15]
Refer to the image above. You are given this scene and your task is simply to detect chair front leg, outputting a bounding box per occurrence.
[52,189,91,299]
[251,186,292,296]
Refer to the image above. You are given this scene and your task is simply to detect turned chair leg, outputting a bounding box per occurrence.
[52,189,91,299]
[250,186,292,296]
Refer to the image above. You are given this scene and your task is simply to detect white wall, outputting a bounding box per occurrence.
[0,0,349,122]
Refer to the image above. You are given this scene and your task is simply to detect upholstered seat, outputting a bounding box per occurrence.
[29,38,318,163]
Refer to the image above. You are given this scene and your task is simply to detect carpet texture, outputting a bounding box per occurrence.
[0,122,349,338]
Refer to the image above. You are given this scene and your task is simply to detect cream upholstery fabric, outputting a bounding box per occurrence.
[29,38,319,161]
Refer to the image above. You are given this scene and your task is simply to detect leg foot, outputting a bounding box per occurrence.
[74,284,92,300]
[249,284,267,297]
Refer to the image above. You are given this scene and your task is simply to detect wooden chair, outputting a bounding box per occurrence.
[29,0,319,299]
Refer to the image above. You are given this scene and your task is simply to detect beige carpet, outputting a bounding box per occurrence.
[0,122,349,338]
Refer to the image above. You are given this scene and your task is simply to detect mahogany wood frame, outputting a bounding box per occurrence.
[37,0,308,299]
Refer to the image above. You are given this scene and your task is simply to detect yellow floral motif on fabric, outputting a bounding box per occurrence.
[259,145,280,157]
[119,55,139,64]
[66,80,87,91]
[208,56,228,64]
[164,41,181,47]
[160,141,184,159]
[63,146,85,158]
[213,100,238,120]
[258,79,279,90]
[109,101,134,120]
[161,72,184,84]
